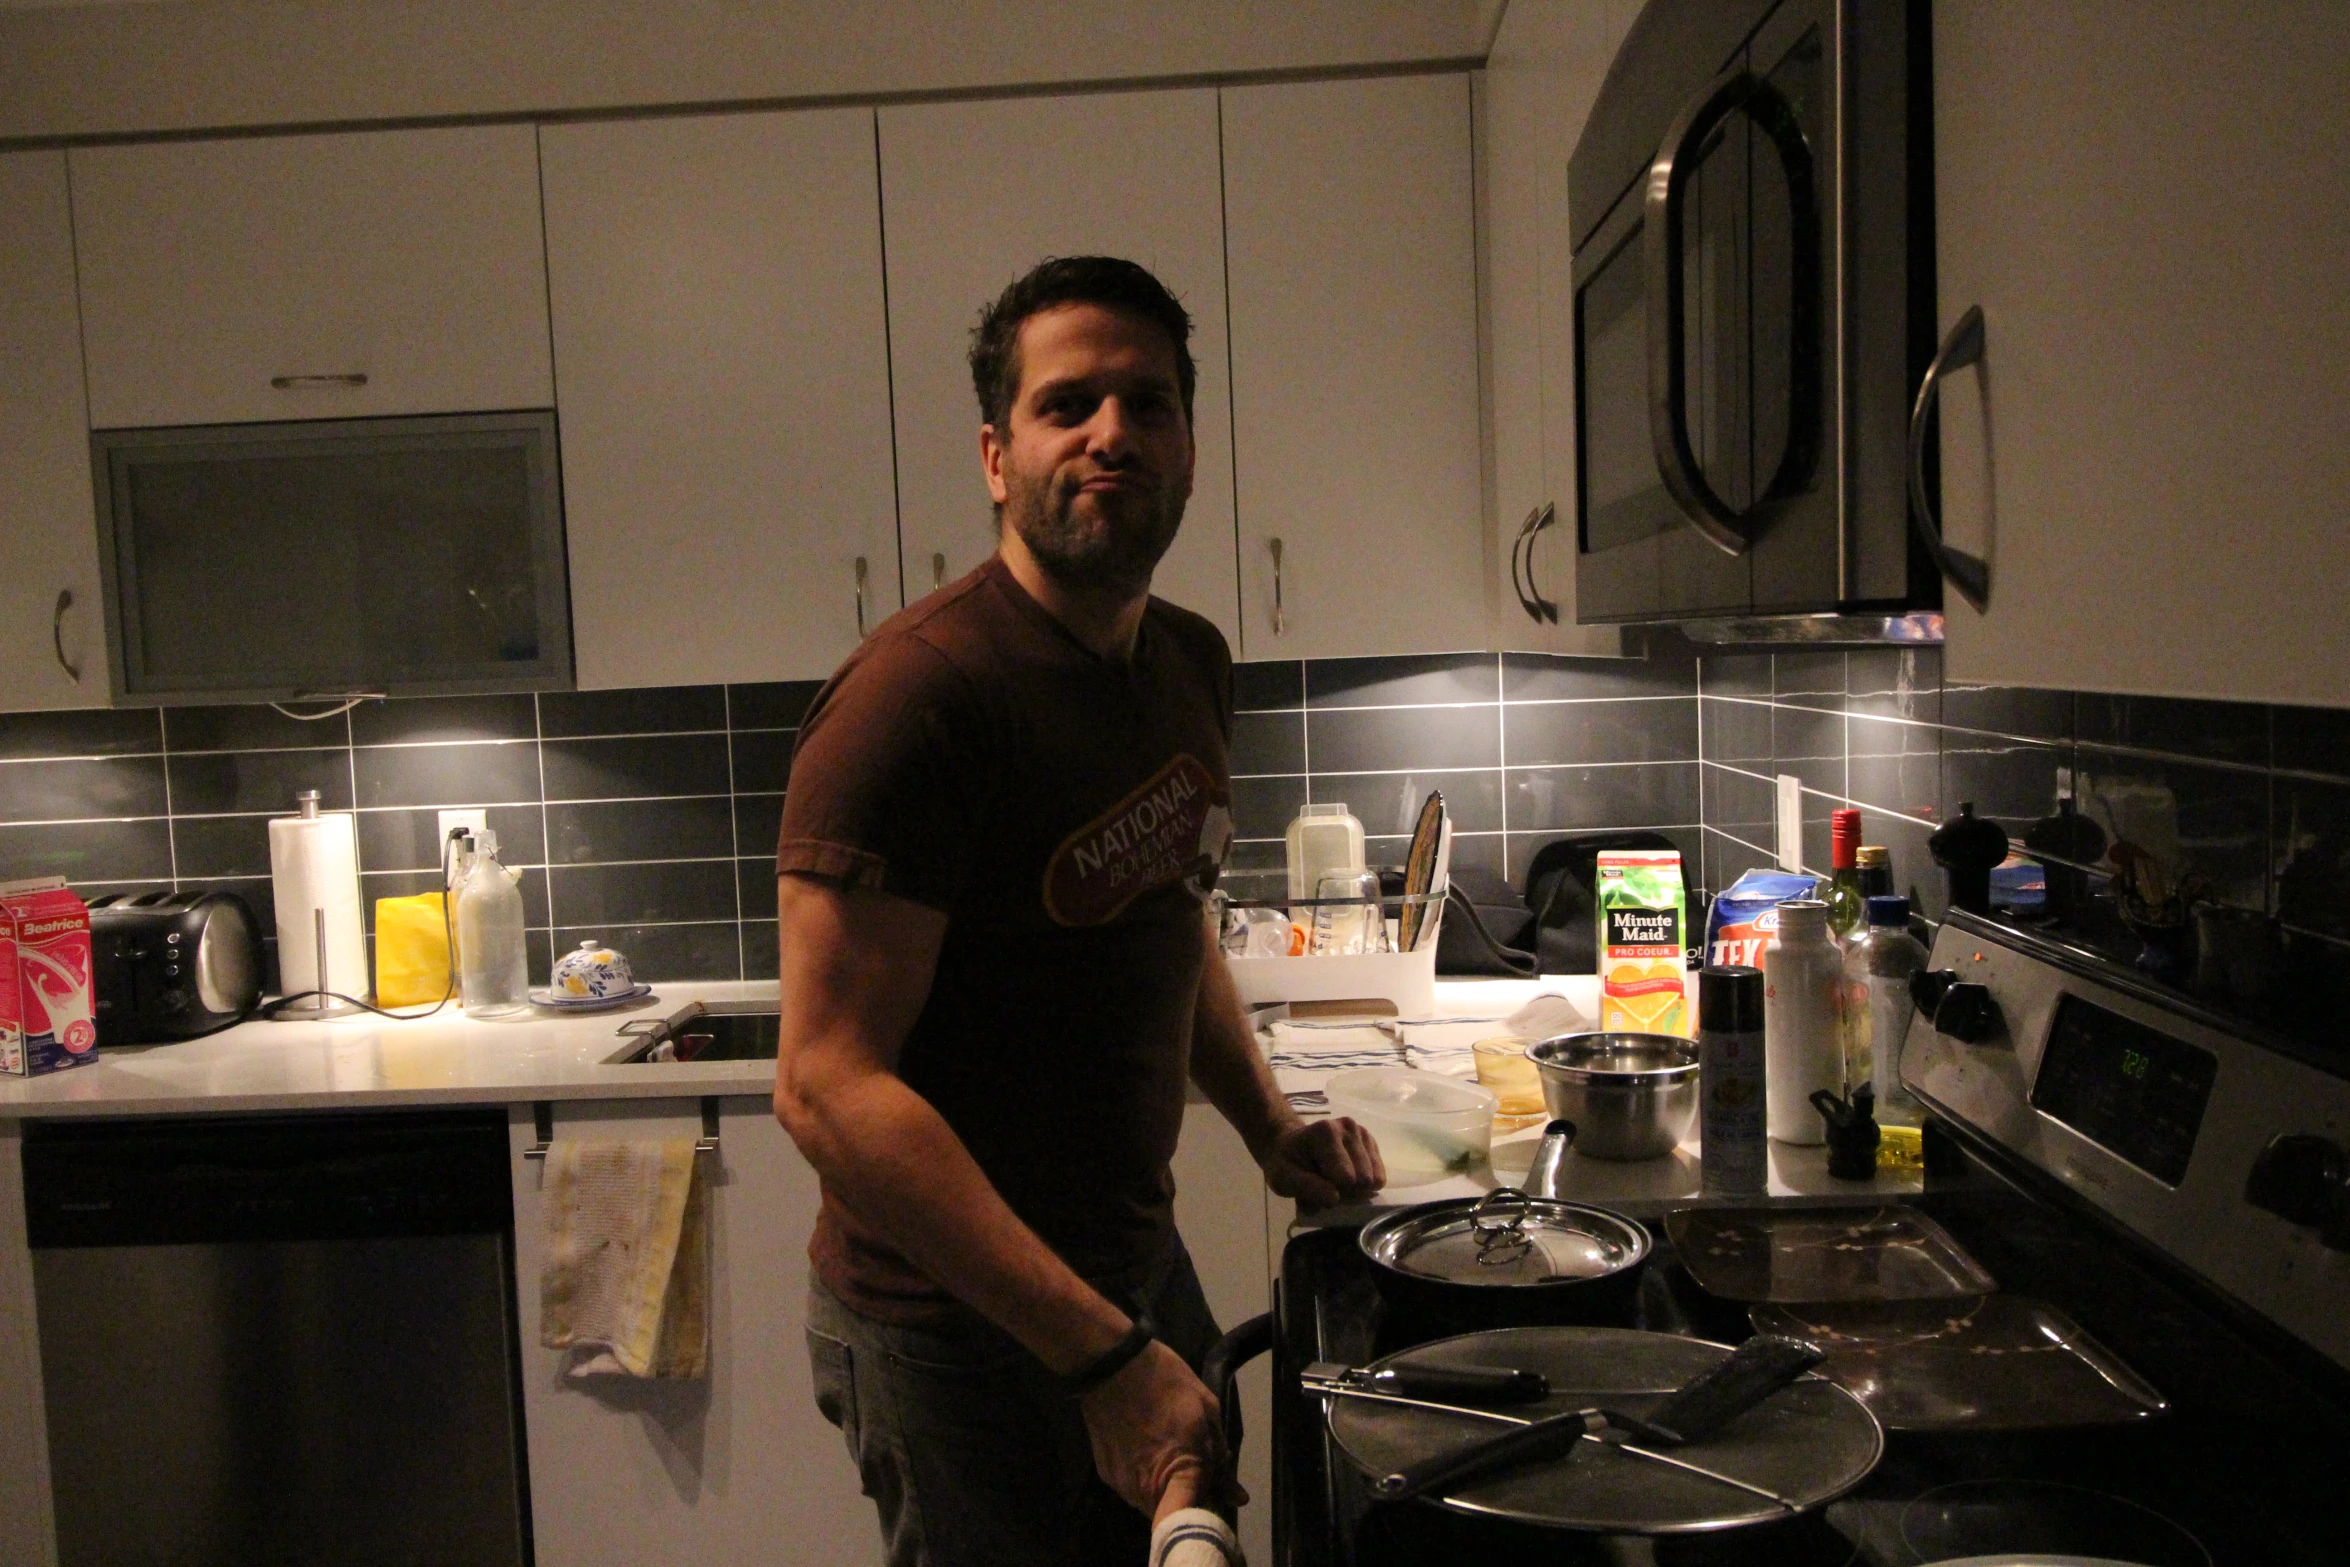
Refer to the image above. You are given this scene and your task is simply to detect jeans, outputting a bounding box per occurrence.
[805,1237,1224,1567]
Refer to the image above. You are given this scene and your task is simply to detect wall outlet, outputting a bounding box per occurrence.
[1776,775,1805,872]
[437,808,487,844]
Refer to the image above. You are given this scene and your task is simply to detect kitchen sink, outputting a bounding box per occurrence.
[605,1000,780,1064]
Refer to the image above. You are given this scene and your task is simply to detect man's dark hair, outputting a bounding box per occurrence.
[968,256,1196,434]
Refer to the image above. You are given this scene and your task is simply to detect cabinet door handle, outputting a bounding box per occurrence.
[1513,503,1562,625]
[1645,67,1822,558]
[1268,537,1286,637]
[1510,505,1542,622]
[854,556,870,637]
[1907,305,1991,613]
[52,588,81,682]
[931,552,946,591]
[269,373,369,390]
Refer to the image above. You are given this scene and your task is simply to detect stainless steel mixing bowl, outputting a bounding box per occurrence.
[1525,1032,1700,1161]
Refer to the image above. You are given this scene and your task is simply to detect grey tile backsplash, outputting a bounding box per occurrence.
[0,682,822,990]
[7,633,2348,1000]
[1693,646,2350,1006]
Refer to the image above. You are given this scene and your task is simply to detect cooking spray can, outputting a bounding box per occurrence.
[1698,965,1768,1195]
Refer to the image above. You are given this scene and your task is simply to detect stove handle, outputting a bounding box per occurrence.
[1200,1311,1272,1467]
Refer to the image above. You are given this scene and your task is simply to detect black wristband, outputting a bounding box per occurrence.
[1061,1314,1155,1398]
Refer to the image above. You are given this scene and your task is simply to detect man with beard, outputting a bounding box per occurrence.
[772,256,1384,1566]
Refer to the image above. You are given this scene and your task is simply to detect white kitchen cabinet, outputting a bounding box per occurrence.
[0,151,106,714]
[877,90,1240,645]
[541,109,900,689]
[1481,0,1639,655]
[508,1098,875,1566]
[1222,74,1489,661]
[69,126,552,429]
[1932,2,2350,709]
[508,1095,1280,1567]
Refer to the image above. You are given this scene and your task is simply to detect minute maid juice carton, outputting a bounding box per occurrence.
[1596,850,1688,1036]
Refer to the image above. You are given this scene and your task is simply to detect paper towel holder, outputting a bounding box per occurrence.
[267,791,367,1021]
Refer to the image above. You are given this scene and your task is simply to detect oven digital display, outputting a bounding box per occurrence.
[2030,994,2218,1187]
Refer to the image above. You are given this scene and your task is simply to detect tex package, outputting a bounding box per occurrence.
[0,877,97,1076]
[1704,870,1822,970]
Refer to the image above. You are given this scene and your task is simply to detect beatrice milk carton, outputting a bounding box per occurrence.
[1596,850,1688,1036]
[0,877,97,1076]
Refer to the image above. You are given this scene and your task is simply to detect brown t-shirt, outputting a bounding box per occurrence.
[777,554,1235,1322]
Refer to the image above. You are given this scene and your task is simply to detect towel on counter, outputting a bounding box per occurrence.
[539,1138,709,1379]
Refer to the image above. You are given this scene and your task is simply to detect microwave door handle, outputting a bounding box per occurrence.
[1646,66,1762,557]
[1907,305,1992,612]
[1743,76,1825,512]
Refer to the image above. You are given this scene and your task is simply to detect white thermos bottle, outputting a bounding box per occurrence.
[1763,899,1842,1145]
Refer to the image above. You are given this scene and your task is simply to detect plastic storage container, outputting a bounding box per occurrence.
[1286,803,1365,901]
[1763,899,1841,1145]
[1324,1066,1496,1180]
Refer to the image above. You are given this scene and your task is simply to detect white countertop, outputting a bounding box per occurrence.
[0,982,783,1118]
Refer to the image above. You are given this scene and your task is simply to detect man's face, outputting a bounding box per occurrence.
[981,302,1195,596]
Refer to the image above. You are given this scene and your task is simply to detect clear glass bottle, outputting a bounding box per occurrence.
[1842,895,1930,1123]
[1824,808,1866,943]
[455,828,530,1017]
[1764,900,1842,1145]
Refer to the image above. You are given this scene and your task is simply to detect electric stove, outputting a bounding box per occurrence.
[1265,909,2350,1566]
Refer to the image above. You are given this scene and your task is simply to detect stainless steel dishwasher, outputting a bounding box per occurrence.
[23,1109,531,1567]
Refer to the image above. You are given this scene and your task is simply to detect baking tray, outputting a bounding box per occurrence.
[1664,1205,1997,1304]
[1750,1295,2168,1431]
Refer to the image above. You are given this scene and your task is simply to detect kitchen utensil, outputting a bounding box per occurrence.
[1524,1032,1699,1160]
[1397,790,1446,954]
[1323,1066,1494,1178]
[1370,1333,1825,1500]
[1750,1294,2167,1431]
[1301,1360,1550,1409]
[1810,1085,1883,1180]
[86,889,263,1043]
[1321,1325,1882,1533]
[1665,1205,1998,1304]
[549,938,637,1000]
[1356,1187,1650,1330]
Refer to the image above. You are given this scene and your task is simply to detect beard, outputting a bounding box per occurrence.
[1000,460,1186,597]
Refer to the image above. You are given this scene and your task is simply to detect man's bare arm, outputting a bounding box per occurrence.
[1187,918,1384,1208]
[770,873,1226,1514]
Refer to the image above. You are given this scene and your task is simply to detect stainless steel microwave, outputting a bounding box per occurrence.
[91,410,573,704]
[1571,0,1941,634]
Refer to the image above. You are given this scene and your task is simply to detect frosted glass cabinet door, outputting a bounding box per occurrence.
[1933,3,2350,708]
[877,90,1239,647]
[70,126,552,428]
[0,150,106,712]
[541,109,901,688]
[1223,75,1489,661]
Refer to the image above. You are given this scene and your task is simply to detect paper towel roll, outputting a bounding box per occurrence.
[269,809,368,1001]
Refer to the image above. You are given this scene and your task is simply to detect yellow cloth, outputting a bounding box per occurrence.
[372,892,453,1007]
[538,1138,709,1379]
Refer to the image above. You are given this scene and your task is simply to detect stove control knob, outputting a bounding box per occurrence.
[2246,1134,2350,1248]
[1931,981,2002,1043]
[1911,968,1959,1018]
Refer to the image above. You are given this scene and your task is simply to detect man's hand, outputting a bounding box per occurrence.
[1080,1339,1234,1518]
[1262,1116,1385,1210]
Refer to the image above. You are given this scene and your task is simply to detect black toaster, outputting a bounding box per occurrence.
[86,890,264,1043]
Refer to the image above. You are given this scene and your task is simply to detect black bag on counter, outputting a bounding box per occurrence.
[1436,831,1699,977]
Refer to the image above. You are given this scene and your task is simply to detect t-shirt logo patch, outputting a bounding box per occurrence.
[1042,753,1231,927]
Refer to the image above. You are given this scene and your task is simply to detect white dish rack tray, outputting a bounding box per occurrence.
[1218,886,1446,1017]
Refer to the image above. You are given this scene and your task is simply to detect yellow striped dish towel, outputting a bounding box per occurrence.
[539,1138,709,1379]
